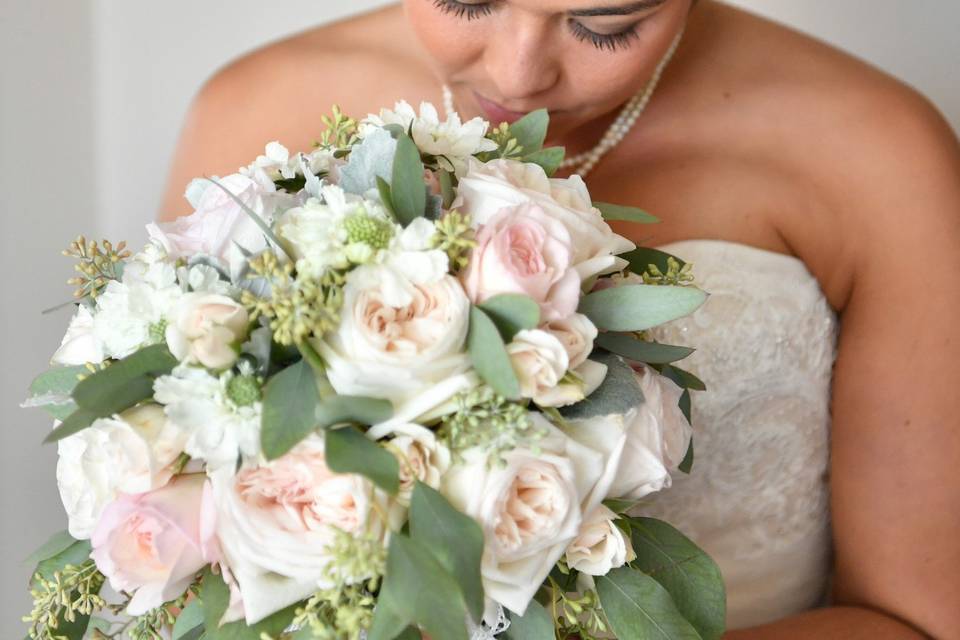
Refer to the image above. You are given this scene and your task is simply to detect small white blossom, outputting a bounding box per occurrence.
[361,100,498,177]
[153,363,261,471]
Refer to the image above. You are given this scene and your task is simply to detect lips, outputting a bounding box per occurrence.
[472,91,531,125]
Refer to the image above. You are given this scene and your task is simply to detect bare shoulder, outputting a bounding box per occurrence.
[695,2,960,302]
[159,4,430,219]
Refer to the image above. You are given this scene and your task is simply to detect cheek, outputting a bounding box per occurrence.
[402,0,485,74]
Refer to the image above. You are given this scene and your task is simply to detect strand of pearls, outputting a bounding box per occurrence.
[442,28,684,178]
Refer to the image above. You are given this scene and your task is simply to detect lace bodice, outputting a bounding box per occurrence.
[640,239,839,630]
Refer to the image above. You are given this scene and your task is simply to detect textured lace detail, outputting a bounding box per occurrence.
[639,240,839,630]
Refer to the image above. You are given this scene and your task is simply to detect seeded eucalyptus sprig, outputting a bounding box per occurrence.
[430,210,476,271]
[641,256,696,287]
[316,104,359,151]
[63,235,131,300]
[439,385,546,464]
[24,560,107,640]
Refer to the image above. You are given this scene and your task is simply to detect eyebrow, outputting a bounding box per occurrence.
[567,0,667,17]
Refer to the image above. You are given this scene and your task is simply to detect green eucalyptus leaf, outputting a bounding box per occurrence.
[26,365,86,419]
[504,599,554,639]
[660,364,707,392]
[260,359,321,460]
[199,568,298,640]
[439,169,457,209]
[377,175,398,219]
[604,497,643,514]
[325,426,399,494]
[594,202,660,224]
[622,247,686,276]
[596,567,703,640]
[24,530,78,566]
[468,306,521,399]
[560,351,642,421]
[315,394,394,430]
[45,380,154,443]
[579,285,707,332]
[410,482,485,621]
[522,146,565,177]
[71,344,176,410]
[507,109,549,155]
[595,334,695,365]
[368,535,470,640]
[678,437,694,474]
[391,134,427,225]
[626,518,726,640]
[477,294,540,342]
[172,599,205,640]
[32,539,92,584]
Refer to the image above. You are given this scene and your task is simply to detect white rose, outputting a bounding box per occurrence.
[442,415,607,617]
[51,305,104,365]
[452,158,636,280]
[388,423,452,506]
[56,404,187,539]
[560,365,692,503]
[315,272,471,408]
[210,437,386,624]
[165,293,249,369]
[508,329,580,407]
[565,505,635,576]
[545,314,598,370]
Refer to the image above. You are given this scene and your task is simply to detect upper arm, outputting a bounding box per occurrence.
[828,87,960,638]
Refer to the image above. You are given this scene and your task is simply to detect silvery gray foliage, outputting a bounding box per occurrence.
[559,351,645,421]
[340,127,397,196]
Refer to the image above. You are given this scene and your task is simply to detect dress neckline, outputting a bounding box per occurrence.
[654,238,806,268]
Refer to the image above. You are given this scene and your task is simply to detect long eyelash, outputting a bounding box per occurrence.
[431,0,493,21]
[568,20,640,52]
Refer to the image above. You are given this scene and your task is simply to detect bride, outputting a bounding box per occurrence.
[158,1,960,637]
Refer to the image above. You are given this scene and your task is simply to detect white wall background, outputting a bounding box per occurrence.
[1,1,957,636]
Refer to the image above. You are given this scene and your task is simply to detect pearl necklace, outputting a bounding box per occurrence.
[442,28,684,177]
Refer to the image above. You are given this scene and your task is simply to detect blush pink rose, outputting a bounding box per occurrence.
[462,202,580,322]
[91,474,217,615]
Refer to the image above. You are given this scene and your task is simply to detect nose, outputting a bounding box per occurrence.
[483,13,560,103]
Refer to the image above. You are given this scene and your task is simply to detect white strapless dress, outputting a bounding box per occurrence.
[642,239,839,631]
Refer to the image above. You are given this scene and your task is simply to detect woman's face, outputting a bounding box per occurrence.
[403,0,693,139]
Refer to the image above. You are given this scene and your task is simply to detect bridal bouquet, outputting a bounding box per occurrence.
[23,101,724,640]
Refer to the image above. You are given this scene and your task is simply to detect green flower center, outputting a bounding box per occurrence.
[226,374,261,407]
[342,212,393,250]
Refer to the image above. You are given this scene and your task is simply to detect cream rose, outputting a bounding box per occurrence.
[452,158,636,280]
[210,437,386,624]
[461,203,581,322]
[565,505,635,576]
[560,365,693,503]
[315,273,471,407]
[545,313,598,370]
[91,474,216,615]
[507,329,578,407]
[56,404,187,539]
[51,305,104,365]
[388,423,452,506]
[441,415,607,617]
[165,293,250,369]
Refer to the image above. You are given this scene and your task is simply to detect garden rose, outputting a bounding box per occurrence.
[389,423,452,506]
[442,415,608,618]
[507,329,574,407]
[315,272,471,407]
[462,203,581,322]
[565,505,635,576]
[560,365,693,503]
[57,404,186,539]
[209,437,386,624]
[452,158,635,280]
[51,305,104,365]
[165,293,249,369]
[91,474,216,615]
[545,313,598,370]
